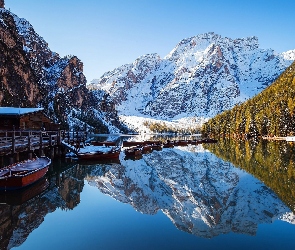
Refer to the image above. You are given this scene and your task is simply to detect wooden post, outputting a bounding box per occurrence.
[12,130,15,154]
[28,132,31,151]
[55,146,61,156]
[28,151,33,160]
[39,149,44,156]
[39,131,43,149]
[57,129,61,146]
[0,156,3,168]
[9,157,14,165]
[50,147,55,159]
[14,152,19,162]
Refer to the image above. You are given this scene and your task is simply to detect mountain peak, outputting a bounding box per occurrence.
[89,33,294,127]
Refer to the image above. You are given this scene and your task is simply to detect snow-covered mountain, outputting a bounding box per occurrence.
[86,146,295,238]
[90,32,295,126]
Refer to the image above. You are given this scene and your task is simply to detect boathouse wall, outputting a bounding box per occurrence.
[0,110,59,130]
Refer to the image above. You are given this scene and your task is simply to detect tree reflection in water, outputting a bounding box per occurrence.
[204,139,295,212]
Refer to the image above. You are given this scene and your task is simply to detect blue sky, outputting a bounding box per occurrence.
[5,0,295,82]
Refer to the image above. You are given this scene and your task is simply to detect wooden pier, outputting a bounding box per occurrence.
[0,130,89,166]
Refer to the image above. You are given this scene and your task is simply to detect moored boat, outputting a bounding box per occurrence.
[124,147,142,156]
[77,146,121,161]
[0,157,51,191]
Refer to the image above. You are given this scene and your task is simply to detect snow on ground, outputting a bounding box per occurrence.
[119,115,208,134]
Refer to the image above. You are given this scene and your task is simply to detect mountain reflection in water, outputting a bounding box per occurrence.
[1,142,295,249]
[85,144,295,238]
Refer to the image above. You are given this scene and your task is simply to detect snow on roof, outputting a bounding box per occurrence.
[0,107,44,115]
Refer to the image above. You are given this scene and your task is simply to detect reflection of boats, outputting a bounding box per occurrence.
[0,178,49,205]
[0,157,51,190]
[77,147,120,161]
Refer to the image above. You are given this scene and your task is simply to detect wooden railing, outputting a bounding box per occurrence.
[0,130,89,156]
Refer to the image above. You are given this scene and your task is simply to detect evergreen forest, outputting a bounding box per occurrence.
[202,61,295,138]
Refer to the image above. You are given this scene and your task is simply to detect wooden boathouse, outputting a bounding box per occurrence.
[0,107,59,131]
[0,108,87,167]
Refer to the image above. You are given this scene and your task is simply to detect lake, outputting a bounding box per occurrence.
[1,137,295,250]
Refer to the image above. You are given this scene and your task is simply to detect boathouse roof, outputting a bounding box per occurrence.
[0,107,44,116]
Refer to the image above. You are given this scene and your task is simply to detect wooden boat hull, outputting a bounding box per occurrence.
[125,147,142,156]
[77,151,120,160]
[0,157,51,190]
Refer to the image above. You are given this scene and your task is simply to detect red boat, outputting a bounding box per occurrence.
[77,149,120,160]
[0,157,51,191]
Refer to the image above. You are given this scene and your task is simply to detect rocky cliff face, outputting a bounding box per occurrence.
[0,10,40,107]
[90,33,295,121]
[86,146,295,238]
[0,8,126,133]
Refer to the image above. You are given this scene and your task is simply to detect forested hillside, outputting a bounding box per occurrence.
[202,61,295,138]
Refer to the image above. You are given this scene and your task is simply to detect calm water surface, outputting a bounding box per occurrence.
[1,137,295,250]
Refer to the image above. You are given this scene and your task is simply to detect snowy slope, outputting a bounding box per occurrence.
[86,146,295,238]
[90,32,295,129]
